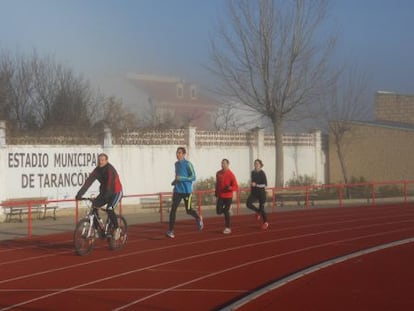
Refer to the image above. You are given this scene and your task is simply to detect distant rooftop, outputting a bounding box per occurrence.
[376,90,414,96]
[350,120,414,131]
[376,90,395,94]
[127,73,183,83]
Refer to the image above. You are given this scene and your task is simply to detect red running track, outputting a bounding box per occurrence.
[0,204,413,311]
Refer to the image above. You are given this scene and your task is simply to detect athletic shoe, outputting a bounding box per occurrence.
[197,216,204,231]
[261,222,269,230]
[223,228,232,234]
[166,230,175,238]
[113,228,121,240]
[256,213,261,221]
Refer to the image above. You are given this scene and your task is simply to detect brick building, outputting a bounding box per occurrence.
[329,91,414,183]
[127,74,219,130]
[376,92,414,124]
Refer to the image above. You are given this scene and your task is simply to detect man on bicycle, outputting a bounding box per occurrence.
[75,153,123,240]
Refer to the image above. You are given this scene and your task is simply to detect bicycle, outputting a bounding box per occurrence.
[73,198,127,256]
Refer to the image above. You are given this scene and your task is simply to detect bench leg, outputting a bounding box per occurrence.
[42,208,47,220]
[41,207,58,220]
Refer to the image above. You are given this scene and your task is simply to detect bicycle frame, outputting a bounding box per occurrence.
[74,198,127,256]
[86,204,112,238]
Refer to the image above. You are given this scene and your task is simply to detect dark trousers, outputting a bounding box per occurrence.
[216,197,232,228]
[93,191,123,229]
[246,191,267,222]
[169,192,200,231]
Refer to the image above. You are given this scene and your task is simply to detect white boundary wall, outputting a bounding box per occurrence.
[0,124,325,202]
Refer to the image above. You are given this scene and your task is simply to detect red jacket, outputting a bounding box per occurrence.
[215,168,238,199]
[77,163,122,200]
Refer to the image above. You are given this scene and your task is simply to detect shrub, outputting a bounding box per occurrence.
[194,177,215,205]
[378,184,403,197]
[194,177,215,191]
[286,175,317,187]
[346,176,370,199]
[314,187,338,200]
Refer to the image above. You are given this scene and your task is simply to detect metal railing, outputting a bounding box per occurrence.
[2,179,413,238]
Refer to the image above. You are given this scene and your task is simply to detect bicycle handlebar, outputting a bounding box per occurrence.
[77,197,94,202]
[78,198,109,212]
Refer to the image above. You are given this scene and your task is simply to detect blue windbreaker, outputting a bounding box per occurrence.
[174,159,196,193]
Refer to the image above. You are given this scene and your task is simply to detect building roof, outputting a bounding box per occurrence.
[349,120,414,132]
[127,73,219,110]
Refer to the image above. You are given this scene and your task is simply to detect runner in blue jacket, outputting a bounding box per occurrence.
[166,147,204,238]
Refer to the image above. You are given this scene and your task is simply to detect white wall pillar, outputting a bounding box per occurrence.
[256,128,264,160]
[250,127,264,162]
[0,121,6,202]
[103,127,113,151]
[0,121,6,148]
[186,126,196,158]
[312,129,325,184]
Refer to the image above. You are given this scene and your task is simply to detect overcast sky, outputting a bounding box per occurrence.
[1,0,414,121]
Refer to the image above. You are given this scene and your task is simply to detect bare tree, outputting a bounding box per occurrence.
[0,65,8,119]
[0,49,98,131]
[321,65,370,185]
[47,68,93,128]
[0,50,36,129]
[213,101,258,130]
[209,0,335,186]
[137,97,174,129]
[31,53,61,126]
[96,96,139,133]
[214,104,238,130]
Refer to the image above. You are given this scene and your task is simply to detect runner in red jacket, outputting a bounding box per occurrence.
[215,159,238,234]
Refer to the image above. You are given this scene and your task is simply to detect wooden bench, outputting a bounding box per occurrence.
[1,197,58,222]
[140,197,172,213]
[275,192,317,207]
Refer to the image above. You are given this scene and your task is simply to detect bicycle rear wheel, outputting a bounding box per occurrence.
[74,219,96,256]
[108,215,128,250]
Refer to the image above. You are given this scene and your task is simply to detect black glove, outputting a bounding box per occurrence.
[224,185,231,192]
[171,180,177,186]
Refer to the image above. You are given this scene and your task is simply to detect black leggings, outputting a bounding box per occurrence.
[246,192,267,222]
[169,192,200,231]
[216,197,232,228]
[93,191,122,229]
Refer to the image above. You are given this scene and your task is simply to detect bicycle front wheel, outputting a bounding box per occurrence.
[74,218,96,256]
[108,215,128,251]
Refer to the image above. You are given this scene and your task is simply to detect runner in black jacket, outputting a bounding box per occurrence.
[246,159,269,230]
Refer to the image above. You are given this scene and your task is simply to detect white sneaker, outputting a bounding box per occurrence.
[113,228,121,240]
[197,216,204,231]
[223,228,232,234]
[166,230,175,238]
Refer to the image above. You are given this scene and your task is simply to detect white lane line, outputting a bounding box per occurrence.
[1,218,412,285]
[113,228,414,310]
[0,288,246,294]
[1,210,411,269]
[1,226,412,311]
[220,237,414,310]
[0,205,411,270]
[1,205,410,257]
